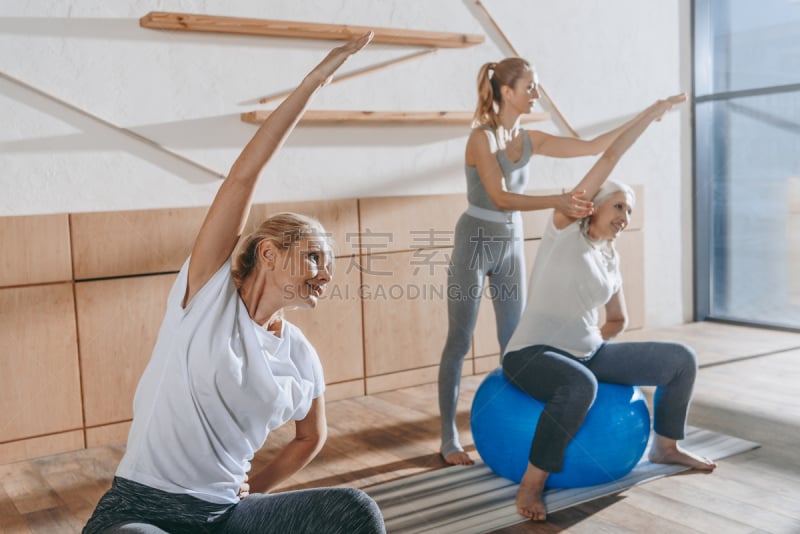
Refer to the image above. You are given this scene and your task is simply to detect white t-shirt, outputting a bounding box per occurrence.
[505,215,622,358]
[116,258,325,504]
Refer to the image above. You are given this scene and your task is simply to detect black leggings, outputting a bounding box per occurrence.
[502,341,697,473]
[83,477,385,534]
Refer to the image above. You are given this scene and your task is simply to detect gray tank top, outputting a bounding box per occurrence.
[465,126,533,211]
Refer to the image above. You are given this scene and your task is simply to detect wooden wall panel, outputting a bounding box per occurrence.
[70,207,207,280]
[358,194,465,252]
[366,366,439,395]
[361,250,451,376]
[247,199,360,258]
[520,202,551,240]
[0,214,72,287]
[285,264,364,384]
[0,431,84,465]
[85,422,131,449]
[629,184,644,230]
[0,189,651,464]
[365,363,473,395]
[325,380,365,402]
[76,274,176,427]
[474,354,502,375]
[0,284,83,442]
[614,230,645,331]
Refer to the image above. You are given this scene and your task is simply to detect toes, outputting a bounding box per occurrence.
[701,457,717,471]
[442,451,474,466]
[520,508,546,521]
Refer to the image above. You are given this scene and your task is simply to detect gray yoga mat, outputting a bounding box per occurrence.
[365,426,759,534]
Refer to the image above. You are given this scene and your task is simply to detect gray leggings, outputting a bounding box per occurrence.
[439,213,526,456]
[502,341,698,473]
[83,477,385,534]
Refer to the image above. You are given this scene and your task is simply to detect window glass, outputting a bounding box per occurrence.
[705,0,800,95]
[698,92,800,327]
[695,0,800,329]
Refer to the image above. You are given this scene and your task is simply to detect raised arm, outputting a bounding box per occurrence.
[467,128,593,218]
[529,105,657,159]
[184,32,373,306]
[553,93,686,229]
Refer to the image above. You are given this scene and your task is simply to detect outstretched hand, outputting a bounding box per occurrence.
[654,92,688,121]
[306,31,374,87]
[556,189,593,219]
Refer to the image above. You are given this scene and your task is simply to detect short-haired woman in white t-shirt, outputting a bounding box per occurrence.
[83,33,386,534]
[502,93,716,523]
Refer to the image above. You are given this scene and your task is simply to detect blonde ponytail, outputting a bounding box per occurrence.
[471,57,532,129]
[472,62,499,129]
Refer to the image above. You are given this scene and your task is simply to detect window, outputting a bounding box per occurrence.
[694,0,800,329]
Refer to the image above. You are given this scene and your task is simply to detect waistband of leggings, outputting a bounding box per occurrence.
[465,204,518,224]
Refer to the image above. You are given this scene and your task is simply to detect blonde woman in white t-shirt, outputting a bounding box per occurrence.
[83,33,386,534]
[501,93,716,523]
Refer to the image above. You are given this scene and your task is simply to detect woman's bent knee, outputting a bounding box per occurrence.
[337,488,385,533]
[557,376,597,412]
[670,342,698,377]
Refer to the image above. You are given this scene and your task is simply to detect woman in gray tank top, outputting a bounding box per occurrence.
[439,58,669,465]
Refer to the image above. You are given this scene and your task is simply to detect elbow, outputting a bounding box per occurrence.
[586,138,606,156]
[313,427,327,454]
[225,161,258,185]
[313,427,327,452]
[603,317,627,339]
[490,193,514,211]
[297,427,327,457]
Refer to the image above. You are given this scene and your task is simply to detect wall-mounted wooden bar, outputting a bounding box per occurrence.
[140,12,484,48]
[241,110,550,126]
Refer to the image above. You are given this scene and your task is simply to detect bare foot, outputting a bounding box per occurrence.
[516,463,548,521]
[441,449,474,466]
[648,435,717,472]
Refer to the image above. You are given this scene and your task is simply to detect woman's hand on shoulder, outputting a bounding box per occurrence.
[552,189,593,229]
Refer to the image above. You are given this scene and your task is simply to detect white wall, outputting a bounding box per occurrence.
[0,0,692,326]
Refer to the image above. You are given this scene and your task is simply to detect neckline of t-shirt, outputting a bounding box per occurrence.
[252,318,284,340]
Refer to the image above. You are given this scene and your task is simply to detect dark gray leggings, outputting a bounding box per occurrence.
[84,477,385,534]
[501,341,698,473]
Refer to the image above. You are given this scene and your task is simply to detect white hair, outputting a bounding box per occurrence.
[593,180,636,209]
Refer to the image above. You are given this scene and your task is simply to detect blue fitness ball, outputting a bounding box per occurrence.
[471,368,650,488]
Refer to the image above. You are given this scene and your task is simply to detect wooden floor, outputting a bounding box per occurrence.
[1,322,799,533]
